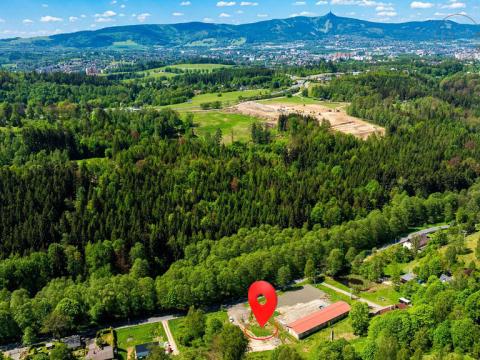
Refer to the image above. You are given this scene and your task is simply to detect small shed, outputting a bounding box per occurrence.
[399,297,412,306]
[400,273,416,283]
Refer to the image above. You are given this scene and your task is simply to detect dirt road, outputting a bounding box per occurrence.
[162,320,180,355]
[229,101,384,139]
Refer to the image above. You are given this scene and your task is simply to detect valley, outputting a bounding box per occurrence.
[0,11,480,359]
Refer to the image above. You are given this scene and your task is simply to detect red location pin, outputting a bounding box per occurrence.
[248,281,278,328]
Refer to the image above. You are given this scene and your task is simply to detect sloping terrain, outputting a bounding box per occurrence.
[1,13,479,48]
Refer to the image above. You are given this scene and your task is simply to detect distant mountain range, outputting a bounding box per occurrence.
[2,13,479,49]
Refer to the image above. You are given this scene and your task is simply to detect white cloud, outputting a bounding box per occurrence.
[172,12,184,16]
[293,1,307,5]
[40,16,63,22]
[120,4,126,9]
[80,14,87,18]
[257,13,269,17]
[137,13,151,22]
[69,16,79,22]
[219,12,232,17]
[180,1,191,5]
[316,0,328,4]
[217,1,236,6]
[95,17,115,23]
[203,17,214,22]
[95,10,117,18]
[377,11,397,16]
[0,18,5,23]
[41,3,48,8]
[240,1,259,5]
[23,19,34,24]
[441,1,466,9]
[111,0,117,4]
[376,5,394,11]
[410,1,434,9]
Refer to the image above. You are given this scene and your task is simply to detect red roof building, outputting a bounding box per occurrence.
[287,301,351,339]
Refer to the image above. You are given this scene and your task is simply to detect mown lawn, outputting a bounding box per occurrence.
[135,63,233,80]
[116,322,167,360]
[359,284,400,306]
[315,284,353,304]
[192,111,263,143]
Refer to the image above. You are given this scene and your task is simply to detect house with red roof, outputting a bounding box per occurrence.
[286,301,351,340]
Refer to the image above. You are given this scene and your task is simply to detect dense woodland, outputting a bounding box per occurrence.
[0,60,480,359]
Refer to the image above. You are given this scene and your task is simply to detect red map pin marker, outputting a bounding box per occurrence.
[248,281,278,328]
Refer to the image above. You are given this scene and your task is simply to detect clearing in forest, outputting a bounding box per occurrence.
[230,100,384,139]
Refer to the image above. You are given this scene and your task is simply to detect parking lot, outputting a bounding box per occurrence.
[276,285,331,325]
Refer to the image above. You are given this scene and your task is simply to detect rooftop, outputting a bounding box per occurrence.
[135,342,159,357]
[288,301,351,334]
[401,273,416,282]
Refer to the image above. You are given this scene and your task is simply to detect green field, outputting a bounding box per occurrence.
[111,40,143,49]
[316,284,353,304]
[359,285,400,306]
[323,277,399,306]
[116,322,167,360]
[294,318,357,359]
[458,232,479,266]
[137,63,233,79]
[192,111,263,143]
[163,63,233,72]
[160,89,270,111]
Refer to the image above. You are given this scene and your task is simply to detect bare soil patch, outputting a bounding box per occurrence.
[229,101,384,139]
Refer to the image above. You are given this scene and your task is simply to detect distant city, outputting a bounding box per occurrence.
[4,37,476,75]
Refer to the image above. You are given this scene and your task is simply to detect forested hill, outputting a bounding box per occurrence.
[1,13,479,48]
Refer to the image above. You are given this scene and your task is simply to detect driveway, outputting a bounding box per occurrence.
[162,320,180,355]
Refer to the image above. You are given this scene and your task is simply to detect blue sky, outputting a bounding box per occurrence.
[0,0,478,38]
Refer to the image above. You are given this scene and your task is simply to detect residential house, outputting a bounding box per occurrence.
[135,342,159,359]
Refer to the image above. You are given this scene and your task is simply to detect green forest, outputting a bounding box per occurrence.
[0,60,480,360]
